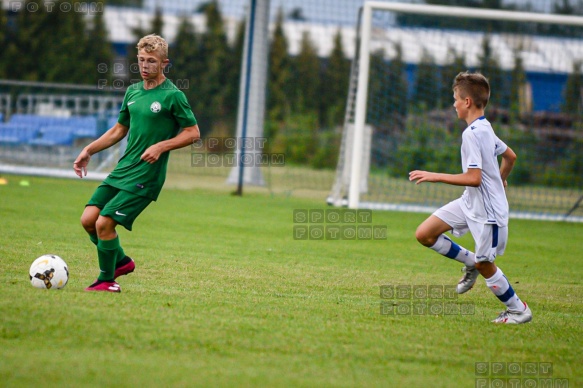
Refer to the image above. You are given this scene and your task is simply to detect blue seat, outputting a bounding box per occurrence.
[10,114,49,126]
[74,127,99,138]
[0,124,39,145]
[9,114,103,139]
[10,114,73,127]
[70,116,99,138]
[28,125,75,146]
[7,114,33,124]
[107,116,119,129]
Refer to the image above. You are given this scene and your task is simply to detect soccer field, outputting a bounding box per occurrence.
[1,175,581,387]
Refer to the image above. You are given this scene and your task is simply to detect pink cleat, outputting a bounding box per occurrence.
[114,258,135,279]
[85,280,121,293]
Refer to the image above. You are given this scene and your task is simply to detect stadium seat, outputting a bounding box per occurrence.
[9,114,100,139]
[9,114,66,126]
[107,116,119,129]
[28,125,75,146]
[0,124,40,145]
[7,114,33,124]
[71,116,99,138]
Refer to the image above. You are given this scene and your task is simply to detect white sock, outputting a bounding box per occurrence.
[485,268,526,312]
[429,234,475,267]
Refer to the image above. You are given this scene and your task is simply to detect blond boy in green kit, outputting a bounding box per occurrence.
[74,34,200,292]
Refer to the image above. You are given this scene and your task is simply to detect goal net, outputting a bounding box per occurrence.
[328,2,583,221]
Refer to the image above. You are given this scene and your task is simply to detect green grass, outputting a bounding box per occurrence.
[1,175,582,387]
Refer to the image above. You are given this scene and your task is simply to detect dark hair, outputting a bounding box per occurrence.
[452,71,490,109]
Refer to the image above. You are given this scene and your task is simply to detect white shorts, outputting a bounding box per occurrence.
[433,198,507,263]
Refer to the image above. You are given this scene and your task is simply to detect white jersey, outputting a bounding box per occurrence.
[460,116,509,227]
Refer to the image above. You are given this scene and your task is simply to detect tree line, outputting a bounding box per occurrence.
[0,0,351,168]
[0,0,581,172]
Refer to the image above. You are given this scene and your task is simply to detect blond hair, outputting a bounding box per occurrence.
[452,71,490,109]
[136,34,168,60]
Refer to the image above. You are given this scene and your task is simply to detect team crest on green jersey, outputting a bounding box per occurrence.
[150,102,161,113]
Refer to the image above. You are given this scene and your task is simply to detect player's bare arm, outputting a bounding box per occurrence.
[73,123,129,178]
[141,124,201,164]
[499,146,517,187]
[409,168,482,187]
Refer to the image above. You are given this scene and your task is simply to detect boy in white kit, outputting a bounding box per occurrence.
[409,71,532,324]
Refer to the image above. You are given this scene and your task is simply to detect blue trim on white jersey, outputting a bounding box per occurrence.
[469,116,487,126]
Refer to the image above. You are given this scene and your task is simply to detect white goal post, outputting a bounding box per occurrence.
[346,1,583,212]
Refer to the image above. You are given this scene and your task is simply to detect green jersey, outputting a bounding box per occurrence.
[104,79,197,201]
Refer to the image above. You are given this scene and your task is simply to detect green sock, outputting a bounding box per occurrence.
[97,236,123,281]
[115,243,127,266]
[89,233,98,246]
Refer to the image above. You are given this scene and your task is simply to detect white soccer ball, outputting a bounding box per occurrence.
[29,254,69,290]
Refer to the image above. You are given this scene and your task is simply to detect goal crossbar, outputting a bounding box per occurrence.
[364,2,583,26]
[348,1,583,209]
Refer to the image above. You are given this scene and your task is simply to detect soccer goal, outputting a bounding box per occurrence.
[328,1,583,222]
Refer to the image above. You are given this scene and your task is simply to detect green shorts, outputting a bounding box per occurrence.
[87,183,152,231]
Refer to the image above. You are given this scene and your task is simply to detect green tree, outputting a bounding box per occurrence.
[275,29,321,167]
[562,61,583,116]
[288,7,306,21]
[392,120,461,177]
[268,9,292,124]
[7,0,51,81]
[388,43,408,118]
[86,5,114,86]
[367,46,407,128]
[293,30,321,114]
[44,1,93,83]
[6,0,92,83]
[0,6,7,78]
[222,18,245,134]
[509,50,528,120]
[151,7,164,35]
[478,35,506,109]
[413,49,439,110]
[440,48,466,109]
[197,0,230,132]
[279,111,318,165]
[540,0,583,38]
[321,29,350,127]
[171,17,204,129]
[368,50,389,126]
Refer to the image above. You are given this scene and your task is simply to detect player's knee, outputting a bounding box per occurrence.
[474,261,490,271]
[95,216,116,236]
[80,214,96,234]
[474,261,496,278]
[415,227,434,247]
[81,206,100,234]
